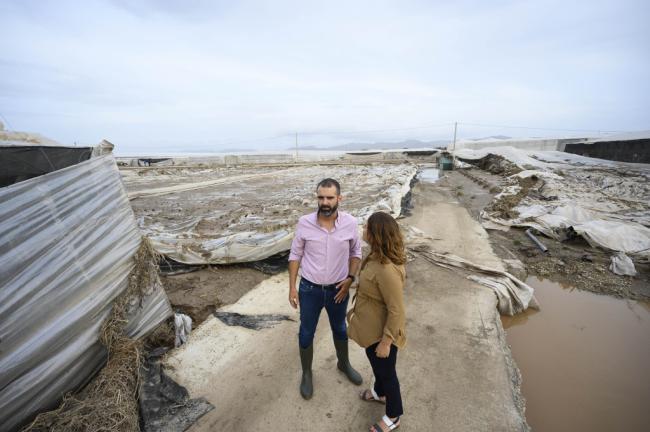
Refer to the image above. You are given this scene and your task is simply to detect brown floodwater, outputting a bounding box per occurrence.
[502,277,650,432]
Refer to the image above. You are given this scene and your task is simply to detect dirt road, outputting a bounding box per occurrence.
[163,181,529,431]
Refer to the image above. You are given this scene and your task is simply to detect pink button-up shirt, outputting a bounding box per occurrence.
[288,211,362,285]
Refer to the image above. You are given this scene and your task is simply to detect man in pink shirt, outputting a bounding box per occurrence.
[288,178,363,400]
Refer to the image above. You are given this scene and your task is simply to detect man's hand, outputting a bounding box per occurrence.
[375,340,391,358]
[334,277,352,303]
[289,286,299,309]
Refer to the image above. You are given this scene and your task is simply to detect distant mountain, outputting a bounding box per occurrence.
[287,145,320,150]
[466,135,512,141]
[219,147,258,153]
[287,139,449,151]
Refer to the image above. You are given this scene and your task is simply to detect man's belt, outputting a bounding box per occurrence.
[300,277,341,291]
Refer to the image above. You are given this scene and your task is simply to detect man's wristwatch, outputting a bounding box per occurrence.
[347,274,356,283]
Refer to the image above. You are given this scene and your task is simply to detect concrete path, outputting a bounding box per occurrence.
[164,182,529,431]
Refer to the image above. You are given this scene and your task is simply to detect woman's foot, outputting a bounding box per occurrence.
[359,388,386,404]
[369,415,400,431]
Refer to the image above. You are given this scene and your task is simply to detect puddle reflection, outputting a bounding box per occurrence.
[418,168,440,183]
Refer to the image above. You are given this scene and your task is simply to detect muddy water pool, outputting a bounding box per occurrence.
[418,167,440,183]
[502,277,650,431]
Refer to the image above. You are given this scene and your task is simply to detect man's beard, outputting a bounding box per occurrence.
[318,202,338,217]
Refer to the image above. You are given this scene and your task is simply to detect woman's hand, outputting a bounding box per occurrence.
[375,340,391,358]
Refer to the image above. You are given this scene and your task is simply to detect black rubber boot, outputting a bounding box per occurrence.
[334,338,363,385]
[299,345,313,399]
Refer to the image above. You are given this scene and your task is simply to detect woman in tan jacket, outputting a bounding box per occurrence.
[347,212,406,432]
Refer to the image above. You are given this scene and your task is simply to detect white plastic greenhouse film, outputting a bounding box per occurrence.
[0,155,171,431]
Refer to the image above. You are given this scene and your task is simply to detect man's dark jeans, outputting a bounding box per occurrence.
[298,277,349,349]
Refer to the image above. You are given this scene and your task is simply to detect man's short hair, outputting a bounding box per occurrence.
[316,178,341,195]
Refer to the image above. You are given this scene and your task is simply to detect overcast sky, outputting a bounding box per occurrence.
[1,0,648,153]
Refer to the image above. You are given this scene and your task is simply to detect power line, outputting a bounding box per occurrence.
[209,133,291,148]
[298,122,454,137]
[458,122,626,134]
[204,122,454,148]
[184,120,632,150]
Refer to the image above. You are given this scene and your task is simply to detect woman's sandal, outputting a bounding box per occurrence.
[359,388,386,404]
[370,415,400,431]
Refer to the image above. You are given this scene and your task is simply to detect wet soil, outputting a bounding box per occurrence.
[167,187,530,431]
[161,265,269,325]
[485,176,539,220]
[460,153,523,176]
[152,163,649,344]
[423,167,650,431]
[433,169,505,220]
[490,229,650,301]
[439,169,650,301]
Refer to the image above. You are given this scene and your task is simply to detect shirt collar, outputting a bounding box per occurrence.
[310,210,341,227]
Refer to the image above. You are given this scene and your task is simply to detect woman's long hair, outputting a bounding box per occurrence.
[363,211,406,267]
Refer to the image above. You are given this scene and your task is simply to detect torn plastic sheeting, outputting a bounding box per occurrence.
[467,275,539,316]
[412,247,539,316]
[213,311,294,330]
[150,230,294,265]
[573,220,650,255]
[127,167,302,200]
[454,160,473,169]
[0,155,172,432]
[131,164,417,265]
[159,258,205,275]
[546,204,596,223]
[468,149,650,257]
[515,204,549,220]
[481,220,511,232]
[481,203,595,239]
[388,169,417,218]
[140,351,214,432]
[174,313,193,347]
[454,146,624,170]
[482,205,650,256]
[609,252,637,276]
[125,278,173,339]
[244,250,290,274]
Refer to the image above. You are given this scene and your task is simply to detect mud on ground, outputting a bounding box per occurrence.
[462,153,523,176]
[486,176,539,220]
[161,265,270,325]
[439,169,650,301]
[154,164,649,343]
[144,263,271,352]
[490,229,650,301]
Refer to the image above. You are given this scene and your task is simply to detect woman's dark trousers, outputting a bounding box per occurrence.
[365,342,403,418]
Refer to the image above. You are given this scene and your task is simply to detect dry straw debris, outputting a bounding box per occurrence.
[23,238,160,432]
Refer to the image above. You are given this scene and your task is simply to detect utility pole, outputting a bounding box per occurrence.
[295,132,298,163]
[451,121,458,169]
[452,121,458,151]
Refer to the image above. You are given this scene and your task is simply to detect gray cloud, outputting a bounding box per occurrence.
[0,0,648,152]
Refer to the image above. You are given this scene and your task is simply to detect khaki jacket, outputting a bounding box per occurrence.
[347,259,406,349]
